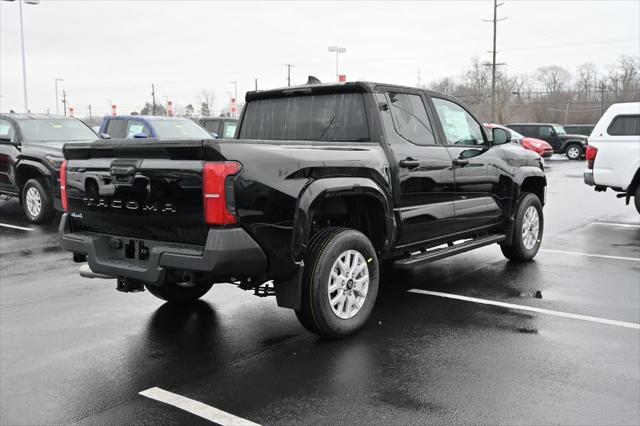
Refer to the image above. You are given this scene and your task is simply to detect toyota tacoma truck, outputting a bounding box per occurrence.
[0,114,98,223]
[60,82,547,338]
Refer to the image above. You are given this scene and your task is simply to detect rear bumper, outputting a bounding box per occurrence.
[59,213,267,284]
[583,169,595,186]
[541,150,553,158]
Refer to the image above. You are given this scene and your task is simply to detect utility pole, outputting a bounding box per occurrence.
[285,64,295,87]
[54,78,64,115]
[88,104,92,121]
[229,81,238,101]
[151,84,156,116]
[483,0,507,122]
[596,80,606,117]
[62,90,67,117]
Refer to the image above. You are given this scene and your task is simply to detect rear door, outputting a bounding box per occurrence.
[429,96,506,234]
[376,89,456,247]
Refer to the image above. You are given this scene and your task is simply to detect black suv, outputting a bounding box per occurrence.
[0,114,97,222]
[507,123,587,160]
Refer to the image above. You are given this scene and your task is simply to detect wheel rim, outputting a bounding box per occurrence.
[567,146,580,159]
[327,249,369,320]
[521,206,540,250]
[25,187,42,217]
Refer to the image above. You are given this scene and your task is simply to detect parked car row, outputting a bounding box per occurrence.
[506,123,588,160]
[0,113,238,222]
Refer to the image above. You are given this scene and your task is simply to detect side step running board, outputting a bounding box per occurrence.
[394,234,506,270]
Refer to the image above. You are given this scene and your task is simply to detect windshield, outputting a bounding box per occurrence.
[148,119,212,139]
[18,119,97,142]
[553,125,567,134]
[239,93,370,141]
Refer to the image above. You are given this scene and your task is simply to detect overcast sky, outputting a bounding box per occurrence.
[1,0,638,116]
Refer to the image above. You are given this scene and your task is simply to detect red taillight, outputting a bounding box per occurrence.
[203,161,241,225]
[586,145,598,169]
[60,160,68,211]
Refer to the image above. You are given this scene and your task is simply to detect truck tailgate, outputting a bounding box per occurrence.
[63,139,223,245]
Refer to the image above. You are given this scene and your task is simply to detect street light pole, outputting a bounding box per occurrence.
[328,46,346,82]
[5,0,41,112]
[54,78,63,114]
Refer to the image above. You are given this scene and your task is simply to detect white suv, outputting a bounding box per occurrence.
[584,102,640,213]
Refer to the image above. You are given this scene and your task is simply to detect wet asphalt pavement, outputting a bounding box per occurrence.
[1,158,639,425]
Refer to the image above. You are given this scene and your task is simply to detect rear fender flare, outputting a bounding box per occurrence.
[292,177,394,261]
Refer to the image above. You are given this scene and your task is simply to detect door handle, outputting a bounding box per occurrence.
[452,158,469,166]
[399,158,420,169]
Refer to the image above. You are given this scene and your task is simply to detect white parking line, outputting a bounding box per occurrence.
[540,248,639,262]
[140,387,260,426]
[408,289,640,330]
[0,223,34,231]
[589,222,640,229]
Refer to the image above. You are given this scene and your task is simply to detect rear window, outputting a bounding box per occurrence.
[239,93,370,141]
[608,115,640,136]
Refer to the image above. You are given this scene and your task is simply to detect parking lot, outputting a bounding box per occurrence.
[1,157,638,425]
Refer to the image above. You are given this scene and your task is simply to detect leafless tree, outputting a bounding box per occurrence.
[429,77,457,95]
[607,55,640,101]
[463,57,490,101]
[575,63,599,100]
[536,66,571,94]
[197,90,216,117]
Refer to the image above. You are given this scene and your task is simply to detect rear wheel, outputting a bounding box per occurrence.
[295,228,379,338]
[565,144,583,160]
[21,178,54,223]
[145,280,213,304]
[500,193,543,261]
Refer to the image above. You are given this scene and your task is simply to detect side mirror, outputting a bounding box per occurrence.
[210,132,219,139]
[100,133,111,139]
[492,127,511,145]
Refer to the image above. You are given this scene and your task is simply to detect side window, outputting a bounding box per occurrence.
[432,97,485,145]
[608,115,640,136]
[521,126,535,136]
[203,120,220,134]
[105,119,126,138]
[223,121,237,138]
[126,120,147,138]
[0,119,16,142]
[538,126,552,137]
[387,92,436,146]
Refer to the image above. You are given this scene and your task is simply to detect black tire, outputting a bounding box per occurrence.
[144,280,213,304]
[21,178,54,223]
[500,193,544,262]
[634,186,640,215]
[295,227,379,339]
[564,144,583,160]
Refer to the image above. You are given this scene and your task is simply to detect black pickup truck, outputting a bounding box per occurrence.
[60,82,547,338]
[0,114,98,222]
